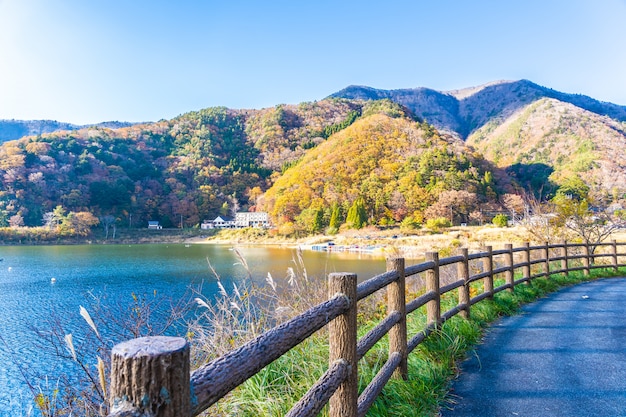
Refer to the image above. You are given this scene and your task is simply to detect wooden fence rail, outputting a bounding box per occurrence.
[106,240,626,417]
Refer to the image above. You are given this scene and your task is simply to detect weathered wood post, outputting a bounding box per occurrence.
[505,243,514,292]
[425,252,441,326]
[543,242,550,278]
[387,258,408,380]
[457,248,471,319]
[561,241,569,276]
[522,242,531,285]
[328,273,358,417]
[582,243,590,276]
[108,336,190,417]
[483,246,494,299]
[612,240,619,272]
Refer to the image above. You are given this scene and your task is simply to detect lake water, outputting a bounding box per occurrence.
[0,243,387,415]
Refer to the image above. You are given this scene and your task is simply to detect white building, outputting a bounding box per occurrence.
[235,212,270,228]
[201,215,235,229]
[201,212,270,229]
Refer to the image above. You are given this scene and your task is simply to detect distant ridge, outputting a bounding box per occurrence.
[329,80,626,139]
[0,119,138,143]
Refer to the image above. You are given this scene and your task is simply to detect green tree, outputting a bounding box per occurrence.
[556,176,589,200]
[346,197,367,229]
[219,202,230,217]
[329,203,342,229]
[296,207,324,234]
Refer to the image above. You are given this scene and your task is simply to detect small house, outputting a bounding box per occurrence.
[148,221,162,229]
[207,215,235,229]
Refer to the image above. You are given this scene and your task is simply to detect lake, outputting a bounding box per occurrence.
[0,243,387,415]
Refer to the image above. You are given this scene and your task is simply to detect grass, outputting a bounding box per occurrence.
[200,264,626,417]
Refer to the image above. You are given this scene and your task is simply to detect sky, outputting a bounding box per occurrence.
[0,0,625,125]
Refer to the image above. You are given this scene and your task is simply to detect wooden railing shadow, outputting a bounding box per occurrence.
[106,240,625,417]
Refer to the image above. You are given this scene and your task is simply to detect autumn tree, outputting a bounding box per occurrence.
[296,207,324,234]
[61,211,99,236]
[501,193,526,222]
[424,190,478,224]
[9,214,24,228]
[553,194,626,253]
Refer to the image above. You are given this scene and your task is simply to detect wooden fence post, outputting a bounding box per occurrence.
[583,243,590,276]
[543,242,550,278]
[109,336,190,417]
[387,258,407,380]
[483,246,494,299]
[612,240,619,272]
[329,273,358,417]
[457,248,470,319]
[522,242,531,285]
[505,243,514,292]
[561,241,569,276]
[425,252,441,326]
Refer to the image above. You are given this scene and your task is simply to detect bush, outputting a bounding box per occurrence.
[400,216,421,231]
[492,214,509,227]
[425,217,452,231]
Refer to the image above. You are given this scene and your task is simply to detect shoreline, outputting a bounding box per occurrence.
[6,226,626,259]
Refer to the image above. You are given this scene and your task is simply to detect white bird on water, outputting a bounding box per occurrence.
[51,277,57,284]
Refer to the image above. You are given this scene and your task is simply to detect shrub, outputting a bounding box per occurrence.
[400,215,421,231]
[492,213,509,227]
[425,217,452,231]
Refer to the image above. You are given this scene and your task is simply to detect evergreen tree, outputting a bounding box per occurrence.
[346,198,367,229]
[329,203,342,229]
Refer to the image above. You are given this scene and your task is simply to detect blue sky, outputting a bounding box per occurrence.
[1,0,625,125]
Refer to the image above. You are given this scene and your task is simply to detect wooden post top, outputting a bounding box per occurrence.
[112,336,188,359]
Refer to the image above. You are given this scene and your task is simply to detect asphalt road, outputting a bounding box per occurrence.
[440,277,626,417]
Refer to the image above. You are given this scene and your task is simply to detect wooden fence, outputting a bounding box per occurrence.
[106,240,626,417]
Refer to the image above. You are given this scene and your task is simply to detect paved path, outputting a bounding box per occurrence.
[440,277,626,417]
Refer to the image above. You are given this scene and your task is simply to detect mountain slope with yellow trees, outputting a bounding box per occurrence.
[261,112,506,232]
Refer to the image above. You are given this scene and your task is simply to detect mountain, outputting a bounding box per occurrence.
[330,80,626,199]
[0,119,137,144]
[0,100,414,228]
[467,98,626,197]
[2,79,626,233]
[330,80,626,139]
[261,110,506,231]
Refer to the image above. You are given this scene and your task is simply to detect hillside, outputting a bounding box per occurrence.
[261,111,507,232]
[467,98,626,197]
[3,79,626,233]
[330,80,626,198]
[0,100,426,228]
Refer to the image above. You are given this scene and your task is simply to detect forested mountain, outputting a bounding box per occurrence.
[330,80,626,201]
[261,110,508,233]
[0,100,425,228]
[2,79,625,233]
[467,98,626,198]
